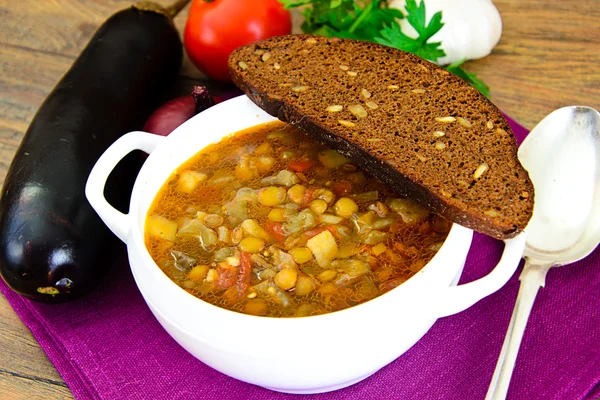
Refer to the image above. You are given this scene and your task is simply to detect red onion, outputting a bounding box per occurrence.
[143,86,216,136]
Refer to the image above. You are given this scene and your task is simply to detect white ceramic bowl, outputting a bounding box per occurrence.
[85,95,525,394]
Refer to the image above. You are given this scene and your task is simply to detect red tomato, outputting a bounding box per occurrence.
[303,187,316,205]
[288,159,317,172]
[304,225,338,239]
[236,251,252,295]
[215,264,237,290]
[332,180,353,196]
[264,221,286,243]
[222,251,252,303]
[184,0,292,82]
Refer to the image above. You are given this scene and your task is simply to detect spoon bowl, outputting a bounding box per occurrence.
[486,106,600,399]
[519,106,600,264]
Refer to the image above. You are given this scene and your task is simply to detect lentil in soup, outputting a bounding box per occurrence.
[145,122,450,317]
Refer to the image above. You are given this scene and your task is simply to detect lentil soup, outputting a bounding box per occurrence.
[145,121,450,317]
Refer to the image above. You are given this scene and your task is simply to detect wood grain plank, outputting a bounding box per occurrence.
[0,43,74,186]
[0,0,190,56]
[0,295,73,399]
[0,0,132,56]
[0,374,72,400]
[465,1,600,128]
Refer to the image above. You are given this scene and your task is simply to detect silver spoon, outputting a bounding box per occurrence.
[485,106,600,400]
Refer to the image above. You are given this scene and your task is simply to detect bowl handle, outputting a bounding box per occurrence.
[435,234,526,318]
[85,131,164,243]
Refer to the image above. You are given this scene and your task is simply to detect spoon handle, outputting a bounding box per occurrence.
[485,261,552,400]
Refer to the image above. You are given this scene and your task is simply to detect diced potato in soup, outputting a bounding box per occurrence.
[147,215,178,242]
[178,171,208,194]
[306,230,338,267]
[144,122,450,317]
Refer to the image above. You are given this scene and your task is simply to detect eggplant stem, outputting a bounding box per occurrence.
[165,0,192,18]
[133,0,190,19]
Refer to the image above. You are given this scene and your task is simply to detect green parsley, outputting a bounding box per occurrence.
[375,0,445,62]
[282,0,403,41]
[279,0,490,97]
[446,59,490,98]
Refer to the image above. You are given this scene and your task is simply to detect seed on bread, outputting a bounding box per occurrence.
[365,101,379,109]
[387,85,399,90]
[435,116,456,123]
[361,89,372,98]
[433,131,446,138]
[347,71,358,77]
[261,52,272,62]
[348,104,367,118]
[484,209,499,217]
[326,105,343,112]
[474,163,489,179]
[238,61,248,70]
[457,117,472,127]
[435,142,446,151]
[292,86,308,92]
[412,89,426,94]
[416,153,428,162]
[339,65,349,71]
[487,121,494,129]
[338,120,355,127]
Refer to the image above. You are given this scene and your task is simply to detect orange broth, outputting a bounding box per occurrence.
[145,122,450,317]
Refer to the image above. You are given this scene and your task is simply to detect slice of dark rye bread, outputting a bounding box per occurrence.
[228,34,534,240]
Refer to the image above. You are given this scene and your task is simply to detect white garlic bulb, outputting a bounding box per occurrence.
[388,0,503,65]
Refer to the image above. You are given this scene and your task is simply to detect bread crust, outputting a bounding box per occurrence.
[229,35,534,240]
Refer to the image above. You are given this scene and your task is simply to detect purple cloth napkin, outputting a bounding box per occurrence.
[1,117,599,400]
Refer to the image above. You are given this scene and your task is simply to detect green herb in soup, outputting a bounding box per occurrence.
[145,122,450,317]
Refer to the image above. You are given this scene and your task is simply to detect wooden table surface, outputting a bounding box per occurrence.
[0,0,598,398]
